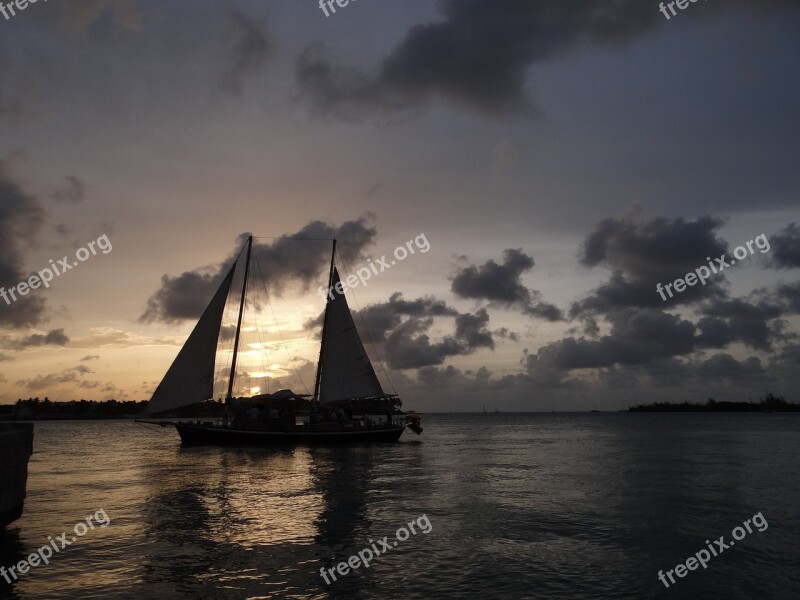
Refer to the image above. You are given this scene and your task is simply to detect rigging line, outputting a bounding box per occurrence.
[249,264,286,395]
[251,250,311,396]
[214,252,246,399]
[334,245,398,396]
[248,269,268,391]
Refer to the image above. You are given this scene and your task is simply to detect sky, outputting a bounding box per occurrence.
[0,0,798,411]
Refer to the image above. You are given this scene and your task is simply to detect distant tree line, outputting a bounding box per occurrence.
[0,397,148,419]
[629,392,799,412]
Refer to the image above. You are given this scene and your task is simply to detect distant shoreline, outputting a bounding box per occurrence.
[629,394,798,413]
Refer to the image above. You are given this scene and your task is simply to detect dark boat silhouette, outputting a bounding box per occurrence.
[0,423,33,527]
[142,237,421,445]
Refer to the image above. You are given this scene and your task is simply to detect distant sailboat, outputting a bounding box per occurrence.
[143,237,421,445]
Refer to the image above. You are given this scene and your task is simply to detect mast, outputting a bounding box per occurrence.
[313,239,337,402]
[226,235,253,400]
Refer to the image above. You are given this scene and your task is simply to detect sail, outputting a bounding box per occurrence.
[144,265,236,415]
[319,267,384,403]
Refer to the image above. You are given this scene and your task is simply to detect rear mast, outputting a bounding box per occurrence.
[226,235,253,401]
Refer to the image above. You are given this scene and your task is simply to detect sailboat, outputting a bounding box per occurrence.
[142,237,422,445]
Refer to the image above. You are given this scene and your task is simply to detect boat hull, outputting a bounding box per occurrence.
[174,423,405,446]
[0,423,34,528]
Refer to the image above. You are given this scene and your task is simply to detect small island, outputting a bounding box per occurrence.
[629,393,799,412]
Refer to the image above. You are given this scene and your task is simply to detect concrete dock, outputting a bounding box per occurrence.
[0,423,34,528]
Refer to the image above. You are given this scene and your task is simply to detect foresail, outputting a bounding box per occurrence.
[144,265,236,415]
[319,268,384,403]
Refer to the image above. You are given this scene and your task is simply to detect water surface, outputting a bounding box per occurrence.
[1,413,798,599]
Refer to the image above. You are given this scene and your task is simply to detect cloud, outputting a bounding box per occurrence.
[220,9,272,95]
[0,157,47,327]
[2,329,70,351]
[454,308,495,350]
[383,318,465,370]
[141,216,377,323]
[381,310,495,370]
[452,249,533,303]
[699,297,786,351]
[571,215,729,316]
[80,354,100,361]
[451,248,562,320]
[416,364,491,387]
[696,353,766,382]
[295,0,800,118]
[534,308,699,370]
[493,327,520,342]
[305,291,500,370]
[775,281,800,314]
[768,222,800,269]
[350,292,459,343]
[374,301,496,370]
[16,365,91,391]
[51,176,86,204]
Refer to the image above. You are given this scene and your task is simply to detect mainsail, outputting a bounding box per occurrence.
[318,267,384,403]
[144,265,236,415]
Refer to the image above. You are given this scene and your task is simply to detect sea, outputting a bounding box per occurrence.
[1,413,799,599]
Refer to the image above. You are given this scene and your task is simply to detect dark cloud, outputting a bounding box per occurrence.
[352,292,459,344]
[768,222,800,269]
[383,305,496,370]
[383,318,465,370]
[454,309,495,350]
[768,342,800,389]
[0,159,47,327]
[15,365,91,391]
[494,327,520,342]
[2,329,70,351]
[141,216,377,323]
[140,269,227,324]
[416,364,491,387]
[220,9,272,95]
[452,249,533,303]
[699,298,786,351]
[295,0,800,118]
[80,354,100,361]
[534,308,698,370]
[305,291,498,370]
[695,317,735,349]
[776,281,800,314]
[696,353,766,382]
[451,249,562,321]
[51,176,85,204]
[572,215,729,316]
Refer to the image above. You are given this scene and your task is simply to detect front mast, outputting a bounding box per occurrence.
[226,235,253,401]
[313,239,337,404]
